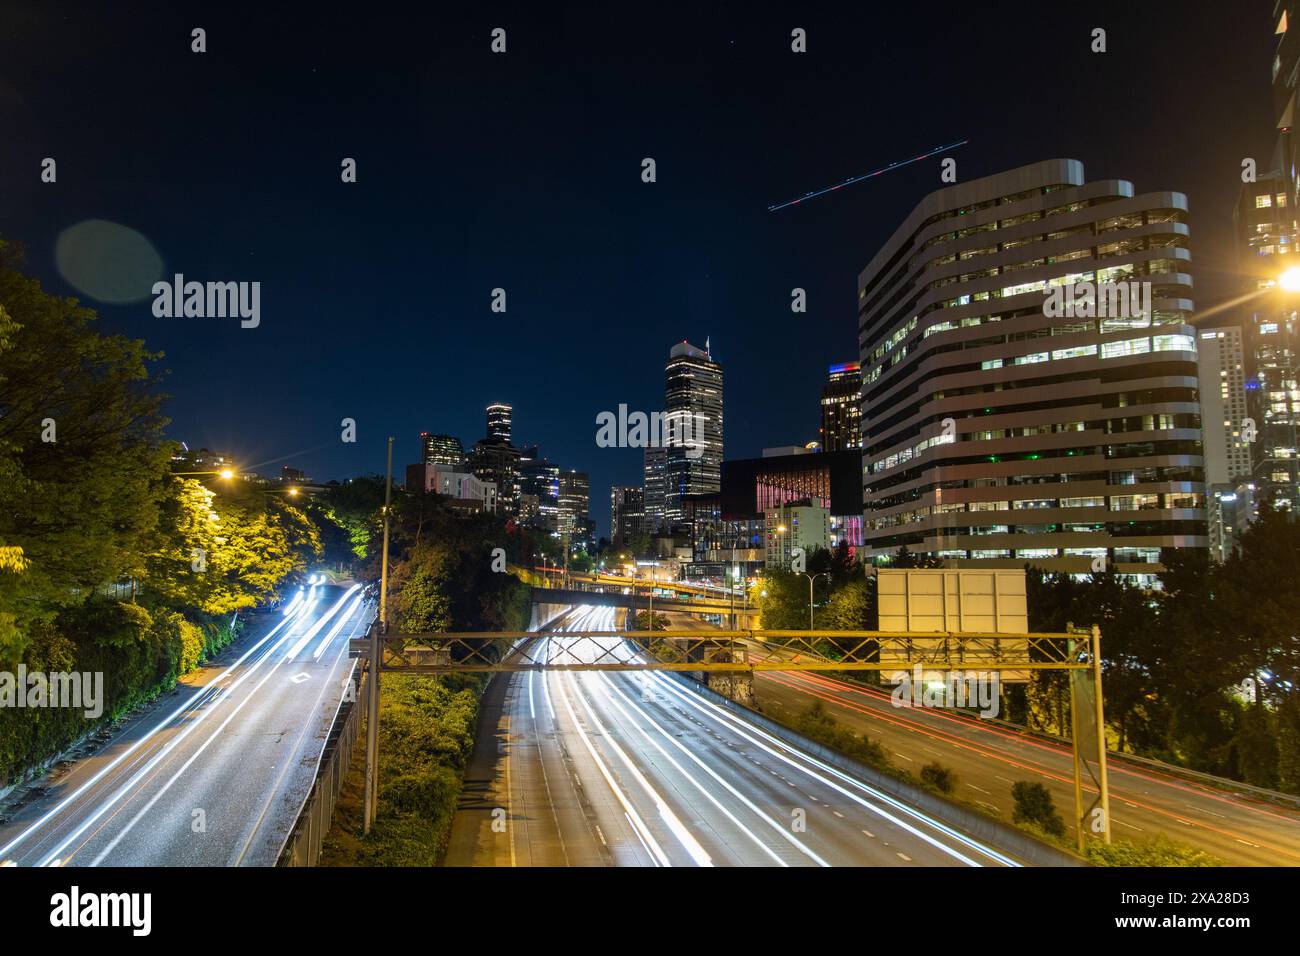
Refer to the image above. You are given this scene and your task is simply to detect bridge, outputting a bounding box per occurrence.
[529,586,755,617]
[368,627,1090,674]
[356,621,1111,850]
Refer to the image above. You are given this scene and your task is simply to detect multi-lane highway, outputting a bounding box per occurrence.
[445,605,1022,867]
[0,580,370,867]
[645,610,1300,866]
[753,664,1300,866]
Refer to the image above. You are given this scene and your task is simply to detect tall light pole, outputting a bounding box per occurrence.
[364,436,393,835]
[800,571,830,629]
[727,534,747,629]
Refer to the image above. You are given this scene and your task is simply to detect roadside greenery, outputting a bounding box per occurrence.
[758,516,1300,796]
[0,242,319,787]
[320,673,487,866]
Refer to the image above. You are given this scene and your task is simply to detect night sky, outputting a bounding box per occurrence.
[0,1,1278,536]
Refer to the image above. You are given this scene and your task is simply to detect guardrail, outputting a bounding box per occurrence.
[277,662,368,866]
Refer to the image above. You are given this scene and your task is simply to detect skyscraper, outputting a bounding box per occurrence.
[420,432,465,470]
[858,159,1204,581]
[486,403,513,443]
[1234,15,1300,518]
[610,486,644,547]
[518,445,560,531]
[650,340,723,529]
[820,361,863,452]
[1197,327,1252,487]
[643,445,668,531]
[469,402,520,516]
[557,470,589,536]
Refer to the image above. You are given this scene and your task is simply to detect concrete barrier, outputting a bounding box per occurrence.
[277,664,365,866]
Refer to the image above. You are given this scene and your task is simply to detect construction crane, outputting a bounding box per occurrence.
[767,139,969,212]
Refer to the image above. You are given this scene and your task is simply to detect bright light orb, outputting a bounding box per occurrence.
[1279,266,1300,292]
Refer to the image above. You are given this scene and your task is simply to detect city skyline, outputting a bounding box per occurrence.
[5,0,1300,904]
[0,4,1280,539]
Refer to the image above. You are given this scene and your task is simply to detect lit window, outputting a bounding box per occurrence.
[1052,345,1098,360]
[1153,333,1196,353]
[1101,337,1151,358]
[1257,195,1273,208]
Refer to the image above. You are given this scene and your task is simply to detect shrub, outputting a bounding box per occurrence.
[1011,781,1066,837]
[1086,835,1225,867]
[794,701,892,772]
[920,761,958,795]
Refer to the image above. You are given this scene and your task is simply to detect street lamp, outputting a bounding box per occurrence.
[799,571,830,630]
[173,467,236,480]
[725,534,748,629]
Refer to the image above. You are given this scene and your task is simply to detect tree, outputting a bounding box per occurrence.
[1011,781,1065,837]
[0,241,171,658]
[891,545,942,569]
[756,570,809,629]
[141,479,320,614]
[821,577,875,629]
[1214,505,1300,702]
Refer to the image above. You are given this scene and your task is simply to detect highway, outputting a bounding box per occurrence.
[445,605,1021,867]
[0,580,370,867]
[747,648,1300,867]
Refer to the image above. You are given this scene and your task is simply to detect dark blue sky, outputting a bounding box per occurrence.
[0,0,1277,536]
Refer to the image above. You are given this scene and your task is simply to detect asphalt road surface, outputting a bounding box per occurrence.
[0,580,370,867]
[754,665,1300,866]
[445,605,1020,867]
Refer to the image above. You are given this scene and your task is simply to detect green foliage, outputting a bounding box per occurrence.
[321,673,487,866]
[1011,781,1066,837]
[920,761,958,795]
[0,240,171,660]
[140,478,320,614]
[821,577,876,630]
[632,611,670,631]
[757,570,812,629]
[319,476,387,560]
[1023,507,1300,794]
[1085,835,1225,867]
[794,700,891,771]
[1232,704,1279,789]
[1278,695,1300,795]
[0,599,239,787]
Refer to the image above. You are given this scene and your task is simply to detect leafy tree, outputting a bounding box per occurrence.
[821,577,876,630]
[920,762,958,795]
[1276,695,1300,795]
[321,475,387,559]
[756,570,810,629]
[1231,703,1279,789]
[890,545,943,569]
[1011,781,1065,837]
[1214,504,1300,702]
[0,240,171,658]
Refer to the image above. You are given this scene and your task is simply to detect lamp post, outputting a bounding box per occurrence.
[727,534,748,629]
[364,436,393,835]
[800,571,830,630]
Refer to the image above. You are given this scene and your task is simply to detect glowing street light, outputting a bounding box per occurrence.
[1280,266,1300,293]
